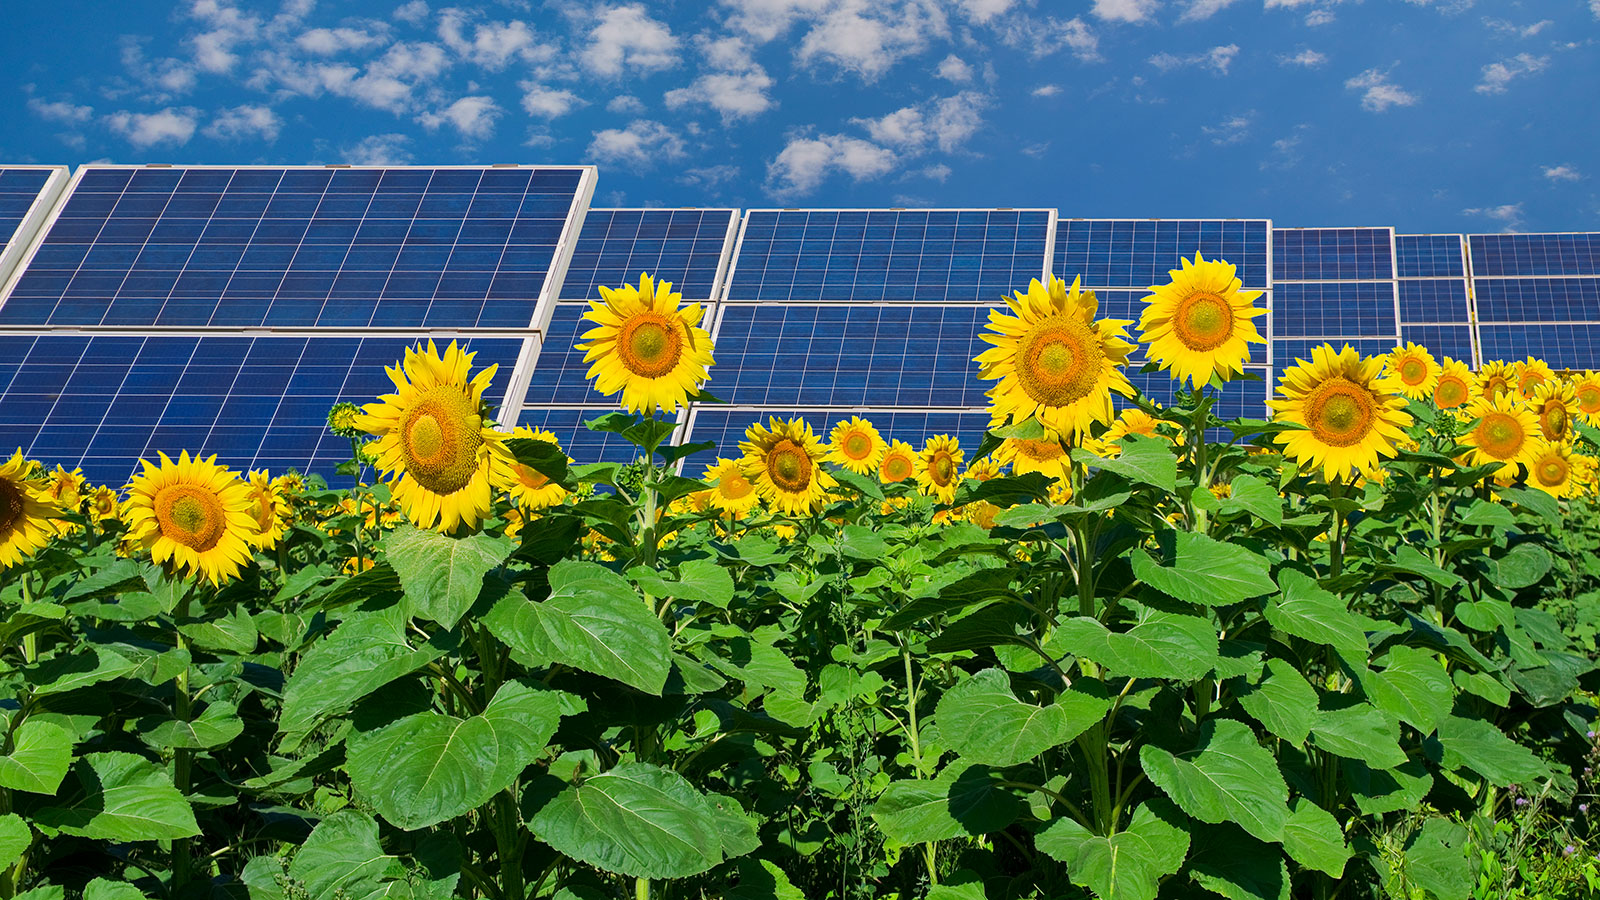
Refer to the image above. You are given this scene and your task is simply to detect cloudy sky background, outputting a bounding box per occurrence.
[5,0,1597,232]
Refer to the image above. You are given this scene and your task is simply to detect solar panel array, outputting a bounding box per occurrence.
[1395,234,1477,367]
[1270,228,1399,386]
[0,166,69,300]
[1469,233,1600,372]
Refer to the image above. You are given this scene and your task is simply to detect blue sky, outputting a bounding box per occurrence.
[5,0,1597,233]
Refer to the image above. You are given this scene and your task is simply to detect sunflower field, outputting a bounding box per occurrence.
[7,259,1600,900]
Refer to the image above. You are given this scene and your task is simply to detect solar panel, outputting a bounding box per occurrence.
[1400,325,1476,365]
[1273,338,1399,370]
[516,407,662,464]
[1272,282,1399,337]
[0,334,523,484]
[1470,233,1600,277]
[1479,324,1600,371]
[1122,368,1271,423]
[1396,234,1465,278]
[0,168,58,248]
[1473,277,1600,323]
[682,408,993,463]
[723,209,1051,303]
[521,304,622,405]
[561,208,737,301]
[1273,228,1395,281]
[1397,279,1471,324]
[1053,219,1270,290]
[0,165,592,328]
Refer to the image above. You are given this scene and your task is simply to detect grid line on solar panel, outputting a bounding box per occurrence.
[1270,281,1398,337]
[1395,235,1465,278]
[1272,227,1395,281]
[1397,278,1471,324]
[0,333,522,484]
[723,209,1052,303]
[560,208,737,301]
[0,167,61,250]
[1122,367,1271,423]
[1399,324,1476,365]
[0,165,590,330]
[684,407,994,460]
[1472,277,1600,323]
[1478,324,1600,370]
[1469,233,1600,277]
[1052,219,1270,289]
[522,303,625,405]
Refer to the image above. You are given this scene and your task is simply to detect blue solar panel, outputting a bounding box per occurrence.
[1054,219,1270,290]
[562,208,735,301]
[1272,228,1394,281]
[1473,277,1600,322]
[0,168,53,249]
[1397,279,1470,324]
[684,408,993,462]
[0,166,586,328]
[1273,338,1399,375]
[523,304,621,405]
[1122,368,1271,423]
[1400,325,1475,365]
[1470,234,1600,277]
[1396,235,1464,278]
[1271,282,1398,336]
[0,334,521,484]
[516,407,662,465]
[1478,324,1600,370]
[1091,290,1269,364]
[725,209,1050,303]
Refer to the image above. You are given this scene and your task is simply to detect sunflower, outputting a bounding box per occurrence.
[355,340,513,534]
[1478,360,1516,398]
[1517,357,1555,399]
[1433,358,1477,411]
[914,435,964,504]
[703,457,760,518]
[1103,407,1170,454]
[740,417,835,515]
[45,465,86,511]
[1459,394,1539,478]
[1526,380,1579,444]
[244,469,290,551]
[994,430,1073,483]
[975,274,1137,438]
[827,417,886,475]
[124,452,258,585]
[1269,344,1414,482]
[1572,371,1600,423]
[1137,252,1267,388]
[1525,441,1579,498]
[1,451,62,569]
[1384,343,1439,402]
[878,440,918,484]
[577,273,714,414]
[501,427,571,511]
[88,486,121,522]
[965,457,1003,482]
[327,402,363,438]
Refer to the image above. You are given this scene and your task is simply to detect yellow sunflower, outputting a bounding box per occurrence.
[244,469,290,551]
[1478,360,1516,399]
[994,430,1073,483]
[965,457,1003,482]
[740,417,836,515]
[355,340,513,534]
[1517,357,1555,399]
[88,486,121,522]
[1527,380,1579,444]
[1433,357,1477,411]
[501,427,571,511]
[45,465,86,510]
[123,452,258,586]
[1459,394,1539,478]
[1573,371,1600,424]
[914,435,964,504]
[1525,441,1579,498]
[827,417,886,475]
[975,274,1137,438]
[878,440,918,484]
[1269,344,1414,482]
[1384,343,1439,402]
[1137,252,1267,388]
[703,457,760,518]
[1,451,63,569]
[1103,407,1172,455]
[577,273,714,415]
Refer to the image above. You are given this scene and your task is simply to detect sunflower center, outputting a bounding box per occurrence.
[1016,317,1104,407]
[1486,376,1510,396]
[767,440,812,492]
[1304,378,1376,447]
[1014,438,1065,461]
[1541,404,1569,441]
[1174,292,1234,351]
[1435,377,1468,408]
[931,452,955,486]
[1476,413,1525,459]
[617,315,683,379]
[719,471,754,500]
[842,431,872,460]
[399,385,483,495]
[0,479,22,537]
[1579,387,1600,414]
[154,485,227,552]
[881,454,913,482]
[1521,374,1545,395]
[1399,358,1427,385]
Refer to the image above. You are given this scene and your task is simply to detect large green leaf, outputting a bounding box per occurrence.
[81,881,146,900]
[726,859,807,900]
[1282,798,1349,878]
[383,525,514,629]
[1309,701,1407,769]
[288,810,415,900]
[35,751,199,840]
[1363,646,1452,733]
[1187,823,1290,900]
[706,636,808,698]
[1344,759,1433,816]
[936,669,1107,767]
[526,762,725,879]
[1265,570,1369,665]
[1493,542,1552,590]
[1131,531,1277,607]
[1073,435,1178,493]
[0,814,30,868]
[0,719,73,795]
[348,680,580,830]
[141,701,245,750]
[484,560,671,694]
[28,646,136,696]
[177,604,258,654]
[1036,797,1190,900]
[1218,474,1283,526]
[674,558,735,608]
[1237,659,1316,745]
[870,762,1020,845]
[1433,715,1545,786]
[1139,718,1289,844]
[1047,605,1219,683]
[1402,818,1471,900]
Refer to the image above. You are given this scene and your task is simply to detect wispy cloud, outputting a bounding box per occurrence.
[1463,203,1525,232]
[1178,0,1240,23]
[106,107,199,147]
[1278,49,1326,67]
[1483,17,1553,38]
[1032,84,1062,97]
[1543,165,1583,182]
[416,95,501,139]
[1345,68,1418,112]
[28,98,94,124]
[936,54,973,83]
[1148,44,1238,75]
[1475,53,1549,94]
[664,36,775,123]
[1092,0,1159,24]
[1202,112,1254,145]
[588,119,688,168]
[997,15,1100,62]
[520,84,583,118]
[766,132,897,197]
[341,132,412,165]
[203,104,281,141]
[852,92,987,154]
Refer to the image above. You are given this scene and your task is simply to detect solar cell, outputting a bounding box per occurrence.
[521,304,620,405]
[1271,281,1398,337]
[1470,233,1600,277]
[560,208,737,301]
[0,165,591,329]
[1478,324,1600,371]
[0,168,55,248]
[1122,368,1272,423]
[1053,219,1270,290]
[0,333,522,484]
[683,408,993,462]
[724,209,1051,303]
[1273,228,1395,281]
[1397,279,1471,324]
[1473,277,1600,322]
[1400,325,1476,365]
[1396,235,1465,278]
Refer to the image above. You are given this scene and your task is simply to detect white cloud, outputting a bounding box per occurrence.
[665,70,776,122]
[1278,49,1326,67]
[958,0,1014,23]
[997,15,1099,61]
[106,107,199,147]
[1261,124,1309,170]
[1543,165,1582,182]
[678,164,739,187]
[919,163,952,181]
[937,54,973,82]
[185,0,263,74]
[766,132,897,197]
[583,5,679,77]
[1148,44,1238,75]
[587,119,688,168]
[1092,0,1158,24]
[417,95,500,138]
[1475,53,1549,94]
[717,0,834,43]
[1178,0,1239,23]
[342,132,412,165]
[852,92,986,153]
[1201,112,1253,145]
[203,104,281,141]
[1483,18,1553,38]
[1463,203,1525,232]
[520,84,583,118]
[296,27,388,54]
[1032,84,1061,97]
[438,11,548,70]
[1345,68,1418,112]
[1305,9,1334,25]
[795,0,949,80]
[394,0,428,25]
[1592,0,1600,21]
[28,99,93,124]
[607,94,645,114]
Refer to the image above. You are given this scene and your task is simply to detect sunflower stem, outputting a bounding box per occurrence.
[172,587,195,894]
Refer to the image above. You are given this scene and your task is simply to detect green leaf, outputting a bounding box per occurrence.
[35,751,199,840]
[1047,605,1219,683]
[839,524,888,559]
[0,720,73,794]
[1458,500,1515,529]
[288,810,413,900]
[1433,715,1546,786]
[1237,659,1316,745]
[1266,570,1369,665]
[1453,669,1511,707]
[925,602,1032,654]
[672,558,734,608]
[1344,759,1433,817]
[506,436,576,490]
[1138,718,1289,845]
[485,560,671,694]
[1036,797,1190,900]
[141,701,245,750]
[29,646,137,696]
[12,887,64,900]
[1363,646,1452,733]
[0,814,31,868]
[707,636,808,698]
[1380,546,1462,588]
[1402,818,1471,900]
[705,792,760,861]
[82,880,146,900]
[177,604,258,654]
[1131,532,1277,607]
[726,859,807,900]
[935,669,1107,767]
[1218,475,1283,526]
[383,525,514,629]
[1072,435,1178,493]
[1187,823,1290,900]
[1309,700,1407,769]
[1495,487,1560,527]
[1282,798,1349,878]
[1494,542,1553,590]
[870,763,1020,845]
[526,762,725,879]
